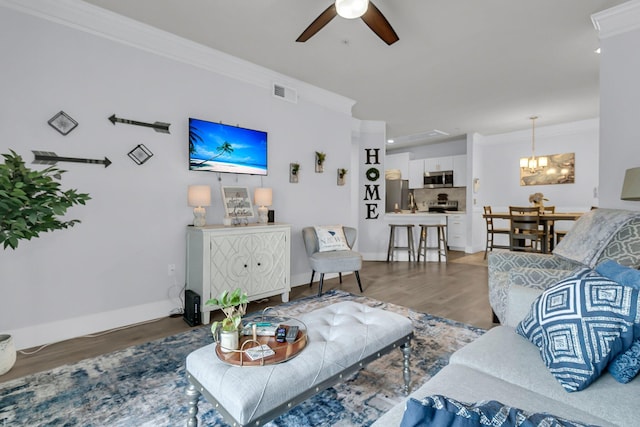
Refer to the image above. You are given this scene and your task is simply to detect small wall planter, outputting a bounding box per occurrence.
[290,163,300,183]
[337,168,347,186]
[315,152,326,173]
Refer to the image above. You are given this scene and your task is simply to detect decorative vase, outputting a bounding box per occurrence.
[219,330,239,353]
[0,334,16,376]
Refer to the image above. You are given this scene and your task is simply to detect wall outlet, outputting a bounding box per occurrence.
[168,264,176,276]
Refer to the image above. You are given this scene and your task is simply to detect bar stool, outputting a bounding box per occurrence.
[386,224,415,262]
[416,224,448,263]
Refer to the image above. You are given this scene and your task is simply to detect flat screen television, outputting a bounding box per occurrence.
[189,118,268,175]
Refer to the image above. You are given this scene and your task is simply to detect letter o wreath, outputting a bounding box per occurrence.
[366,167,380,182]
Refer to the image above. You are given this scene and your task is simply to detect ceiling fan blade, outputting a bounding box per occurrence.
[361,2,399,45]
[296,4,338,42]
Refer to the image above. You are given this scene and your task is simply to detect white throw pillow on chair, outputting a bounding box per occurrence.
[314,225,350,252]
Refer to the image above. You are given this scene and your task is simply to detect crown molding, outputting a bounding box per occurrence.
[592,0,640,39]
[0,0,355,115]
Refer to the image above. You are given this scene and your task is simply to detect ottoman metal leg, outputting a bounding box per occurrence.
[186,383,200,427]
[401,342,411,395]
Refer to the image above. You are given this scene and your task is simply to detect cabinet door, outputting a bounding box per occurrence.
[453,155,467,187]
[385,152,410,180]
[250,230,287,294]
[210,233,253,295]
[408,159,425,189]
[425,156,453,172]
[447,215,466,249]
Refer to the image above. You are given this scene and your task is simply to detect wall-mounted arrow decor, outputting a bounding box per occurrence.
[108,114,170,134]
[32,151,112,168]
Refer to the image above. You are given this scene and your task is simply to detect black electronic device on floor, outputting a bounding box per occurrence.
[183,289,201,327]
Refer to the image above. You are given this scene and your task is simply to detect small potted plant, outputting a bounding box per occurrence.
[529,192,548,209]
[206,288,248,353]
[315,151,326,173]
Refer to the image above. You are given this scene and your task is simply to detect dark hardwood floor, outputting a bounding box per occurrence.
[1,251,491,383]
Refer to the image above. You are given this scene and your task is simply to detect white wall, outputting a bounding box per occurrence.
[596,2,640,208]
[468,119,600,252]
[356,121,388,260]
[0,2,356,349]
[473,119,600,212]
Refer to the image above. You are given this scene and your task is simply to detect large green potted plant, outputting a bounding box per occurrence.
[0,150,91,249]
[206,288,248,353]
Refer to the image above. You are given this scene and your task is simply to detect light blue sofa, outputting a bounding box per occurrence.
[375,208,640,426]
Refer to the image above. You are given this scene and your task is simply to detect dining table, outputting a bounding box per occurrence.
[482,211,585,254]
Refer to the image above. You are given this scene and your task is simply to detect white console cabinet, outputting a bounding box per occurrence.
[186,223,291,324]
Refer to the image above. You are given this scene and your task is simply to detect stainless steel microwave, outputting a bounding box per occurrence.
[424,170,454,188]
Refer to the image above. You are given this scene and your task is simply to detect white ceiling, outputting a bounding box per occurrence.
[82,0,626,147]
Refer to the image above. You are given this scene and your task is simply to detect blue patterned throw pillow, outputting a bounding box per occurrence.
[400,395,600,427]
[595,260,640,383]
[516,268,640,392]
[608,338,640,383]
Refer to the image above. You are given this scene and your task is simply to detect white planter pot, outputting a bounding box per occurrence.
[219,330,239,353]
[0,334,16,376]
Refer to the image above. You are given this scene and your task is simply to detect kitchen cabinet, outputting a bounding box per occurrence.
[452,155,467,187]
[447,214,466,250]
[408,159,425,189]
[424,156,454,172]
[186,223,291,323]
[385,152,410,180]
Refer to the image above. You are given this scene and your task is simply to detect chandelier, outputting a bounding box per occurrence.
[520,116,547,172]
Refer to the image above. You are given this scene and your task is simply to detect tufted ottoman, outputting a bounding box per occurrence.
[185,301,414,426]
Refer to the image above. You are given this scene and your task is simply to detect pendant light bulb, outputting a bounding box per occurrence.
[336,0,369,19]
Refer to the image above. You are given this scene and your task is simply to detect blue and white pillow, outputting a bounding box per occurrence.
[400,395,599,427]
[516,268,640,392]
[595,260,640,383]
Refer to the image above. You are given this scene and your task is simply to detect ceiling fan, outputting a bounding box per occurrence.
[296,0,399,45]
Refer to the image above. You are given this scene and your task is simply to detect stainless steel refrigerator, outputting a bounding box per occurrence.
[385,179,410,212]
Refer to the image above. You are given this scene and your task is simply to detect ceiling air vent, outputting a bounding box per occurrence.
[273,83,298,104]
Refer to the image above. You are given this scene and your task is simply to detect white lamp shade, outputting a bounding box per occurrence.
[188,185,211,207]
[254,187,273,207]
[336,0,369,19]
[621,167,640,201]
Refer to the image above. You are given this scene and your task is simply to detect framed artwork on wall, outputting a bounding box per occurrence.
[520,152,575,186]
[48,111,78,135]
[221,186,254,218]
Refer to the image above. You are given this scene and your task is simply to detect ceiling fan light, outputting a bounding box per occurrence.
[336,0,369,19]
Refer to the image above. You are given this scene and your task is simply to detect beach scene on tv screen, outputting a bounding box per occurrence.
[189,118,267,175]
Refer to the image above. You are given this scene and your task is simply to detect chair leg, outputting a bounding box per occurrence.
[386,226,395,262]
[318,273,325,297]
[354,271,363,293]
[309,270,315,287]
[339,272,343,283]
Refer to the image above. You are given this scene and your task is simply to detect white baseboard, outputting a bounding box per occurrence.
[8,299,175,350]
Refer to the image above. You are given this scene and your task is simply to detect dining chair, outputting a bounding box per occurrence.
[509,206,545,253]
[483,206,510,259]
[539,205,556,250]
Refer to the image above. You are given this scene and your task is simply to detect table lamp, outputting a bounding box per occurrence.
[621,167,640,201]
[254,187,272,224]
[188,185,211,227]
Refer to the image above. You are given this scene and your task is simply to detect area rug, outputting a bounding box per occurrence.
[0,290,485,426]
